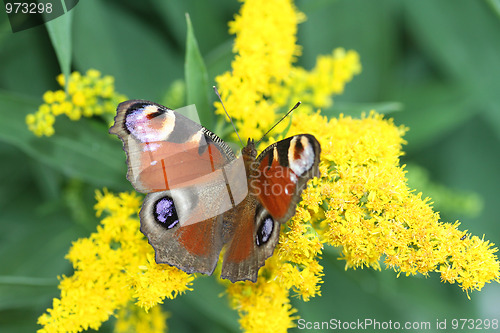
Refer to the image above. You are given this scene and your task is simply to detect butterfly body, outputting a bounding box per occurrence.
[110,100,320,282]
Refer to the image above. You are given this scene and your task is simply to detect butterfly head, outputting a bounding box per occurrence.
[242,138,257,158]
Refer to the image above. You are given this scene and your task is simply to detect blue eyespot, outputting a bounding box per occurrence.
[154,196,179,229]
[256,216,274,246]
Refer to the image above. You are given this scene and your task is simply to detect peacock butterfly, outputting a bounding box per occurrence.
[110,99,321,282]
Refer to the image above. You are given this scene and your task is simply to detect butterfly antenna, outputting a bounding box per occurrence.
[213,86,245,147]
[255,101,301,146]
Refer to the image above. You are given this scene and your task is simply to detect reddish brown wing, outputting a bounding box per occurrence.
[254,134,321,223]
[110,100,239,276]
[140,191,224,275]
[109,100,235,193]
[139,154,250,276]
[220,135,321,282]
[220,195,281,282]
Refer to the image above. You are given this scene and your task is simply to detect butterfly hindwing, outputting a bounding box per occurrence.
[140,191,225,275]
[220,196,280,282]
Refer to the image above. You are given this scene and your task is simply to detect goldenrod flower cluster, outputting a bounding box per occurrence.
[114,303,168,333]
[214,0,499,332]
[272,48,362,113]
[226,276,298,332]
[288,112,499,293]
[26,69,126,137]
[226,111,496,332]
[37,191,193,333]
[215,0,361,141]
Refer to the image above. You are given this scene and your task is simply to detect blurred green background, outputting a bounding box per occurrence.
[1,0,499,332]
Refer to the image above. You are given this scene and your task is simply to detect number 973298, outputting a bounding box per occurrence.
[451,318,499,330]
[5,2,53,14]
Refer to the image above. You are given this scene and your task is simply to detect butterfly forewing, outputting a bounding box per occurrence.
[110,100,234,193]
[254,134,321,223]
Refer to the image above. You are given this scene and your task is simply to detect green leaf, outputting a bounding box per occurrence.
[391,81,477,151]
[485,0,500,19]
[404,0,500,139]
[0,91,127,189]
[0,276,57,287]
[0,15,11,47]
[206,38,234,81]
[166,276,239,333]
[0,177,82,310]
[29,161,62,200]
[323,101,404,118]
[298,0,399,102]
[405,163,483,218]
[185,13,213,129]
[45,10,73,88]
[72,0,182,99]
[182,277,240,332]
[151,0,239,59]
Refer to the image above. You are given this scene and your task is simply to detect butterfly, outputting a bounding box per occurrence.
[110,99,321,282]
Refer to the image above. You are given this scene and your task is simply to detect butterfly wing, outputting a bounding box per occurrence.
[140,191,225,275]
[110,100,243,275]
[140,153,249,275]
[220,135,321,282]
[254,134,321,223]
[220,196,280,282]
[109,100,235,193]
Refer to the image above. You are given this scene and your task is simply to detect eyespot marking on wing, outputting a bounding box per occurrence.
[153,196,179,229]
[288,136,315,176]
[125,104,175,142]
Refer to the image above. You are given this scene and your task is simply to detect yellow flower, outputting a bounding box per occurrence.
[71,91,86,107]
[215,1,361,142]
[215,0,306,141]
[226,277,298,333]
[26,69,127,137]
[43,91,55,104]
[37,191,193,333]
[114,303,168,333]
